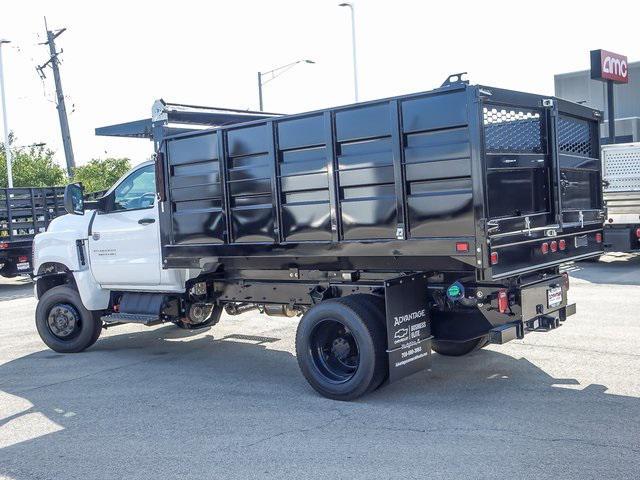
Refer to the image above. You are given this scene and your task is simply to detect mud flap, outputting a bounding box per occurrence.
[384,273,432,383]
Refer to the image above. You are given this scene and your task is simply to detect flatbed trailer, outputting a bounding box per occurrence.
[0,187,65,278]
[33,78,605,400]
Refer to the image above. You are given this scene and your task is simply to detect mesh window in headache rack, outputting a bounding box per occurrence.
[557,116,595,158]
[483,106,544,154]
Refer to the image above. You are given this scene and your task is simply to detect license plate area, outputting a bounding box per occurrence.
[574,234,588,248]
[520,277,567,321]
[547,286,562,308]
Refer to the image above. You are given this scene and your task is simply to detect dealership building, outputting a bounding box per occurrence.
[554,60,640,143]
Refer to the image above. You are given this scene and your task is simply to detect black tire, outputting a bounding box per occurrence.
[174,305,222,330]
[87,313,104,348]
[0,262,17,278]
[431,336,488,357]
[35,285,103,353]
[295,295,387,401]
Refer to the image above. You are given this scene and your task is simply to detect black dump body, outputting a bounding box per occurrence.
[0,187,65,276]
[155,82,604,279]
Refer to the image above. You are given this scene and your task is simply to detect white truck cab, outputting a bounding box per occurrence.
[31,100,275,356]
[32,161,203,354]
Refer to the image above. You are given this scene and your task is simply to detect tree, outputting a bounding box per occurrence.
[0,139,67,188]
[73,157,131,193]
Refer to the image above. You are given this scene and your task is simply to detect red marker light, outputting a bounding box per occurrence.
[550,240,558,252]
[558,239,566,251]
[0,242,8,249]
[18,256,28,263]
[490,251,499,265]
[455,242,469,253]
[595,233,603,243]
[498,289,508,313]
[541,242,549,254]
[636,228,640,239]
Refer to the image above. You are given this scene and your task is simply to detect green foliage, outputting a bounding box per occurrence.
[0,139,67,188]
[73,157,132,193]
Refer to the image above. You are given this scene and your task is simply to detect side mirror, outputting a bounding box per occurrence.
[64,183,85,215]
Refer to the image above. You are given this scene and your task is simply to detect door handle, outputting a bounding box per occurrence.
[138,218,156,225]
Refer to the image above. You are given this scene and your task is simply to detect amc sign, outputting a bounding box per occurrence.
[591,49,629,84]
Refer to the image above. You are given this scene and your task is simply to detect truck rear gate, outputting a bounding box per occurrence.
[0,187,65,277]
[481,89,603,278]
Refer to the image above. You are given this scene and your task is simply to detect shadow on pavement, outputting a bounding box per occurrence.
[570,253,640,285]
[0,323,639,479]
[0,278,33,301]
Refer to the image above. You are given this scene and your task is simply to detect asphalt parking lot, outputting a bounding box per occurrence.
[1,255,639,479]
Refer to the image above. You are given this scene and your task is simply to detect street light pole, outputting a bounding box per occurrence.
[0,39,13,188]
[339,2,359,102]
[258,71,264,112]
[257,59,315,112]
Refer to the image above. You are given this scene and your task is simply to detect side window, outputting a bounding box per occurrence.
[113,165,156,212]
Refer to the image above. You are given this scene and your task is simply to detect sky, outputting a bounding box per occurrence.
[1,0,639,170]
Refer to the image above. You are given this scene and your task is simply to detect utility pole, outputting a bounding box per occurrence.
[0,39,13,187]
[37,18,75,177]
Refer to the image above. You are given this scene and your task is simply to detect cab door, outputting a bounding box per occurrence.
[88,164,161,286]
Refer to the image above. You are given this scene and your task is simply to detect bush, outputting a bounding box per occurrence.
[73,158,131,193]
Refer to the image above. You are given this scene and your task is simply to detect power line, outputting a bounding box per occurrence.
[36,17,75,177]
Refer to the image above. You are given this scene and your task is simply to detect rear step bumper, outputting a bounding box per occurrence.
[488,303,576,345]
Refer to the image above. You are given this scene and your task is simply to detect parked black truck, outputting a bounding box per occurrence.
[33,77,604,400]
[0,187,65,278]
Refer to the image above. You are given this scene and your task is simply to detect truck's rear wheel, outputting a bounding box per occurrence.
[295,295,387,401]
[431,336,488,357]
[35,285,102,353]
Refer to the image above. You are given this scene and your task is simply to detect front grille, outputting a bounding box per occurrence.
[483,106,544,154]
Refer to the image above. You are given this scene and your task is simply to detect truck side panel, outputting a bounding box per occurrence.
[161,87,477,270]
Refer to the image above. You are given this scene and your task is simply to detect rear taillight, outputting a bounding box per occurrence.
[0,242,8,249]
[490,251,499,265]
[455,242,469,253]
[18,256,28,263]
[636,228,640,239]
[595,232,603,243]
[550,240,558,253]
[541,242,549,254]
[558,239,566,251]
[562,272,570,291]
[498,289,508,313]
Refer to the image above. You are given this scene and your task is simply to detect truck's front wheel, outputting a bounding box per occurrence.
[295,295,387,401]
[35,285,102,353]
